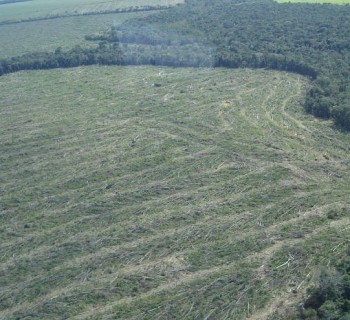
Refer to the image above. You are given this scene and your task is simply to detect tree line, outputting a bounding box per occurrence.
[0,43,124,75]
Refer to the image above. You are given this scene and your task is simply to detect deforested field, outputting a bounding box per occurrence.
[1,66,349,319]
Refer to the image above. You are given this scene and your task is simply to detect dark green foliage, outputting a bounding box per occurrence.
[0,43,124,75]
[305,92,333,119]
[331,105,350,130]
[302,247,350,319]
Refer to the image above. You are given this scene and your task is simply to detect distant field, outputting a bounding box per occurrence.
[276,0,350,4]
[0,0,183,23]
[0,12,151,59]
[1,66,349,319]
[0,0,31,5]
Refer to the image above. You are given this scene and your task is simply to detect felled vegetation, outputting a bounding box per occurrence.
[0,66,349,319]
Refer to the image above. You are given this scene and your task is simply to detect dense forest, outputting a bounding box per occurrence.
[1,0,350,129]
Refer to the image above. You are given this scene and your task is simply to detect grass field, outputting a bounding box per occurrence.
[0,0,183,59]
[0,0,183,23]
[0,12,150,59]
[0,66,349,319]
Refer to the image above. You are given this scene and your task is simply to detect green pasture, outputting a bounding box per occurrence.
[0,12,150,59]
[0,0,183,23]
[0,66,349,319]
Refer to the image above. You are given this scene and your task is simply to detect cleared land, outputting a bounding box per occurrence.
[0,12,150,59]
[0,0,183,23]
[0,0,182,59]
[0,66,349,319]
